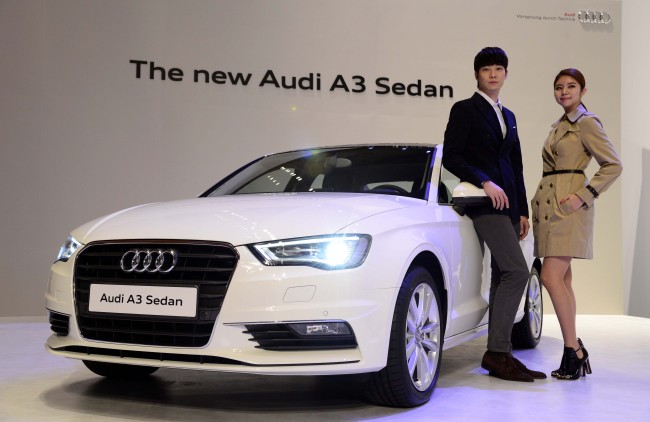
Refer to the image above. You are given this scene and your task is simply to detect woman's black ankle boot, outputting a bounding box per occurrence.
[556,344,592,380]
[550,349,566,378]
[577,338,588,356]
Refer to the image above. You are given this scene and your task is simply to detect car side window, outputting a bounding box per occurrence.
[438,166,460,205]
[309,174,325,191]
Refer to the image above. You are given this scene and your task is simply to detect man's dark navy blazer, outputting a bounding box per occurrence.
[442,92,529,223]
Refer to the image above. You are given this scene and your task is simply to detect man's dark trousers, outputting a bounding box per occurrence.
[472,214,529,352]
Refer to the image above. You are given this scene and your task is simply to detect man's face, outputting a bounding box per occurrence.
[475,65,508,98]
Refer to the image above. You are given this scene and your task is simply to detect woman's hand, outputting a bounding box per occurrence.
[559,193,584,212]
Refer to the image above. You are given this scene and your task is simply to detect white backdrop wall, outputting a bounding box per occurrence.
[621,0,650,318]
[1,0,625,317]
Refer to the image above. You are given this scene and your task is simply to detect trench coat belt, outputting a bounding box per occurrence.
[542,169,585,177]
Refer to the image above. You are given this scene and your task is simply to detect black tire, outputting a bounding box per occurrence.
[511,266,543,349]
[363,266,443,407]
[83,360,159,379]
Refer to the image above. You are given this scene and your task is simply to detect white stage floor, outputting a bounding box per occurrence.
[1,315,648,421]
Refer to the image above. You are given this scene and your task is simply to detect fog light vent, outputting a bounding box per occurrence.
[49,311,70,336]
[288,322,351,336]
[244,321,357,351]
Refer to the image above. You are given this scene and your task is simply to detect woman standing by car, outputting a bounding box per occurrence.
[531,68,622,380]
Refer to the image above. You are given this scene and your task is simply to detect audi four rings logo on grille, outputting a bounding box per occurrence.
[120,249,178,273]
[577,10,611,24]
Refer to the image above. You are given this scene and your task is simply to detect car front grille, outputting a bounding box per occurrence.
[60,345,246,365]
[53,345,359,367]
[74,241,238,347]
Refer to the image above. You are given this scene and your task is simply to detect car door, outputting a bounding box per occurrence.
[435,155,490,336]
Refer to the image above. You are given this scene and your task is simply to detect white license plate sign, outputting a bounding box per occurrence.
[89,284,198,318]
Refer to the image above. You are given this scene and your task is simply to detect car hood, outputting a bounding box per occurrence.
[72,193,423,246]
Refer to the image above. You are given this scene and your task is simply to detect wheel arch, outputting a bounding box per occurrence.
[406,251,448,337]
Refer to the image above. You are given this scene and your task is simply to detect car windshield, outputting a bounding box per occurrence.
[202,145,436,200]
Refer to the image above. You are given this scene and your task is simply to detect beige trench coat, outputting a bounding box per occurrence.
[531,105,622,259]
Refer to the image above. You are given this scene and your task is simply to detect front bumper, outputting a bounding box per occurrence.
[46,246,398,375]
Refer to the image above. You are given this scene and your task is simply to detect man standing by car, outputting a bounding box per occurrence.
[442,47,545,382]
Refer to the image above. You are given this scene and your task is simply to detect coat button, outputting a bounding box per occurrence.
[546,199,551,205]
[550,183,554,188]
[539,185,543,190]
[536,200,539,205]
[544,216,549,220]
[554,150,559,155]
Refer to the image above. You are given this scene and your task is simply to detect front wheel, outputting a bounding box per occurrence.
[364,266,443,407]
[83,360,159,379]
[511,266,543,348]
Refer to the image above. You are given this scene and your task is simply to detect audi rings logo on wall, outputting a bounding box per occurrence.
[120,249,178,273]
[577,10,612,24]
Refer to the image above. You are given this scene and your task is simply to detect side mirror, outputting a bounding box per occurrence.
[451,182,490,215]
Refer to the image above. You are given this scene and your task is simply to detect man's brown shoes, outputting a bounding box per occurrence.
[510,355,547,379]
[481,351,546,382]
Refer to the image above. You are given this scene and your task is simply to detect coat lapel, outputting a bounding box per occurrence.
[471,93,502,146]
[551,105,588,146]
[553,120,572,143]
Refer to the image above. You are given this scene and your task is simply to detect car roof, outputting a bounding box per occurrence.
[260,143,439,158]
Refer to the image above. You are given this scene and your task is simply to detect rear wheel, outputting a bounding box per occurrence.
[512,267,543,348]
[364,266,443,407]
[83,360,159,379]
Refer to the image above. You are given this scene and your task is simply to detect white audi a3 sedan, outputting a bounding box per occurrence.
[46,144,542,407]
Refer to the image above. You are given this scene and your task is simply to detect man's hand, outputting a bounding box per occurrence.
[519,216,530,240]
[482,180,509,210]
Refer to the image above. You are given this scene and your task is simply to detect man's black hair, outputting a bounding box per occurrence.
[473,47,508,72]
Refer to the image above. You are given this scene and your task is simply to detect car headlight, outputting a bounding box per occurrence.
[249,234,371,270]
[55,235,82,263]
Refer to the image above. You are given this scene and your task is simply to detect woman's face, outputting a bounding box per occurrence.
[554,75,586,113]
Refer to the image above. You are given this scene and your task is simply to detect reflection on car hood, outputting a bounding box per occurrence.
[72,193,422,245]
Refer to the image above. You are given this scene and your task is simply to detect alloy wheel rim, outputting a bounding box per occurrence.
[528,273,543,338]
[405,283,441,391]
